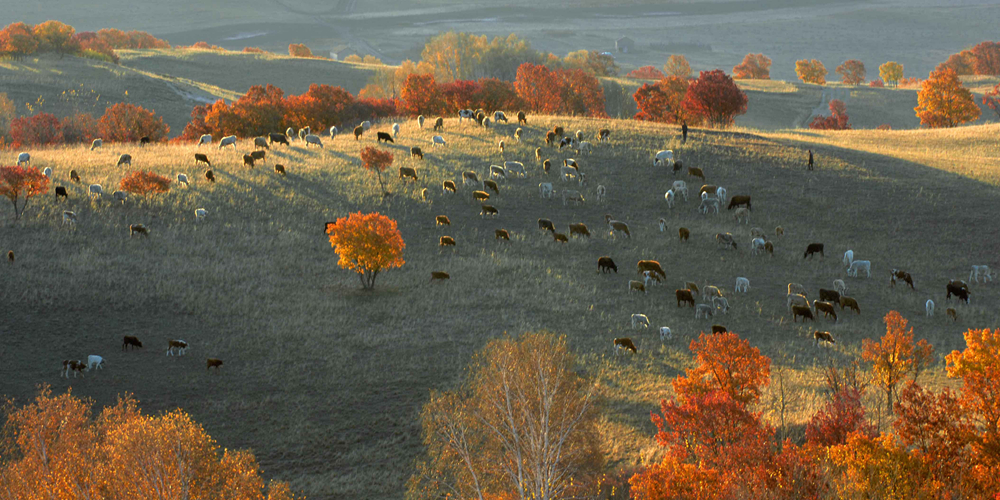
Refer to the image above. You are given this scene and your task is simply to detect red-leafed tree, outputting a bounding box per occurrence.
[118,170,172,198]
[0,165,50,220]
[347,97,397,123]
[556,68,606,117]
[360,146,394,196]
[732,53,771,80]
[862,311,934,414]
[440,80,482,111]
[288,43,313,58]
[514,63,562,114]
[0,22,39,60]
[970,41,1000,76]
[178,103,214,141]
[474,78,521,113]
[60,113,99,144]
[401,73,445,116]
[984,82,1000,119]
[806,388,874,446]
[937,50,976,75]
[99,103,169,142]
[326,212,405,289]
[672,331,770,405]
[284,84,355,132]
[633,76,700,125]
[73,31,119,63]
[681,70,747,128]
[809,99,851,130]
[836,59,866,85]
[627,66,665,80]
[10,113,63,148]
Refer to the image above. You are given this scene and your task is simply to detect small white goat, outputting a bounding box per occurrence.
[304,134,323,148]
[735,277,750,292]
[392,123,400,137]
[716,186,727,203]
[596,185,606,203]
[330,126,339,138]
[926,299,935,317]
[712,296,730,314]
[695,304,714,319]
[503,161,526,178]
[658,218,667,232]
[751,237,766,255]
[43,167,52,178]
[659,327,672,341]
[198,134,212,146]
[671,180,688,201]
[631,314,650,329]
[91,138,103,150]
[62,211,77,226]
[665,189,675,208]
[177,173,189,186]
[970,265,993,283]
[17,152,30,166]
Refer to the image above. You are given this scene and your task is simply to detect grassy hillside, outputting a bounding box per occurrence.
[0,51,378,135]
[3,117,998,498]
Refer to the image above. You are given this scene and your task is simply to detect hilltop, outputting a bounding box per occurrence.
[3,115,999,498]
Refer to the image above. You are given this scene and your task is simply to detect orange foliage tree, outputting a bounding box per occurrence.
[326,212,405,289]
[937,50,975,75]
[95,28,169,49]
[828,432,933,498]
[33,20,77,57]
[627,66,666,80]
[836,59,866,85]
[879,61,904,87]
[914,67,981,128]
[401,73,445,117]
[663,54,691,79]
[633,76,697,124]
[10,113,63,148]
[0,165,50,220]
[514,63,562,114]
[0,387,298,500]
[672,331,770,405]
[284,83,355,132]
[118,170,172,198]
[681,70,747,128]
[360,146,394,196]
[0,22,39,60]
[945,328,1000,486]
[73,31,119,63]
[732,53,771,80]
[98,103,169,142]
[984,82,1000,119]
[439,79,481,111]
[795,59,827,85]
[288,43,313,57]
[474,78,521,112]
[556,68,606,117]
[805,388,874,446]
[970,41,1000,76]
[808,99,850,130]
[862,311,934,415]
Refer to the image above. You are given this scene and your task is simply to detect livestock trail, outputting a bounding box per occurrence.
[2,117,998,498]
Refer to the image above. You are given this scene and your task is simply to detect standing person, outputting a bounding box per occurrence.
[681,122,688,144]
[808,149,814,171]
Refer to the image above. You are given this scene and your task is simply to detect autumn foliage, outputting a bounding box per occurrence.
[663,54,692,79]
[0,388,298,500]
[360,146,394,195]
[401,73,446,116]
[984,82,1000,119]
[633,77,699,125]
[627,66,666,80]
[288,43,314,58]
[118,170,172,198]
[879,61,904,87]
[0,21,166,63]
[808,99,850,130]
[836,59,866,85]
[681,70,747,128]
[98,103,170,143]
[0,165,50,220]
[914,67,981,128]
[326,212,405,289]
[939,41,1000,76]
[515,63,605,117]
[732,53,771,79]
[795,59,828,85]
[9,112,64,148]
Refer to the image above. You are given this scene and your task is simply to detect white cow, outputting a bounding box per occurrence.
[17,152,30,166]
[847,260,872,278]
[538,182,554,199]
[219,135,237,149]
[631,314,650,329]
[926,299,935,317]
[735,277,750,292]
[653,150,674,167]
[843,250,854,265]
[86,355,105,371]
[392,123,400,137]
[198,134,212,146]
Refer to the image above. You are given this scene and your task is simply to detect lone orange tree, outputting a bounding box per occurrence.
[360,146,394,196]
[915,67,981,128]
[326,212,405,289]
[0,165,50,220]
[118,170,171,198]
[795,59,827,85]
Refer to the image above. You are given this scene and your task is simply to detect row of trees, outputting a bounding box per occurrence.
[0,20,169,64]
[4,103,169,148]
[408,314,1000,499]
[632,70,748,128]
[0,388,298,499]
[938,40,1000,76]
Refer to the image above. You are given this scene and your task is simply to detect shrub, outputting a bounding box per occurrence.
[984,82,1000,119]
[0,93,14,139]
[326,212,405,289]
[343,54,363,63]
[10,112,63,147]
[795,59,827,85]
[806,388,874,446]
[243,46,266,54]
[33,20,78,58]
[360,146,394,195]
[936,50,975,75]
[99,103,169,142]
[186,41,225,51]
[898,77,922,88]
[60,113,98,143]
[869,79,885,88]
[627,66,666,80]
[970,41,1000,76]
[288,43,313,58]
[95,28,169,49]
[733,53,771,80]
[809,99,850,130]
[119,170,172,198]
[876,123,892,130]
[362,55,383,65]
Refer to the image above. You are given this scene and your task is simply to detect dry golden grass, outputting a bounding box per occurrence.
[3,117,999,498]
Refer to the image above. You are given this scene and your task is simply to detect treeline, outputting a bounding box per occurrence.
[1,98,169,148]
[0,20,170,64]
[410,316,1000,499]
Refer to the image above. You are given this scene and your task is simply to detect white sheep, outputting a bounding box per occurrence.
[219,135,237,149]
[658,218,667,232]
[417,115,425,128]
[90,138,103,151]
[926,299,935,317]
[195,208,208,221]
[43,167,52,178]
[833,279,848,295]
[177,174,190,187]
[631,314,650,329]
[847,260,871,278]
[751,237,766,255]
[665,189,675,208]
[970,265,993,283]
[116,154,132,167]
[17,152,30,166]
[391,123,400,137]
[362,121,372,130]
[653,150,674,167]
[575,141,592,155]
[89,184,104,199]
[431,136,446,147]
[62,211,77,226]
[330,126,339,138]
[503,161,526,178]
[198,134,212,146]
[712,296,730,314]
[735,277,750,292]
[596,184,606,203]
[538,182,554,199]
[695,304,714,319]
[671,180,688,201]
[659,327,672,341]
[86,355,105,371]
[304,134,323,148]
[716,186,727,203]
[843,250,854,265]
[112,191,128,204]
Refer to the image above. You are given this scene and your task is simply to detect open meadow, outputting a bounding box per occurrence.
[2,116,999,498]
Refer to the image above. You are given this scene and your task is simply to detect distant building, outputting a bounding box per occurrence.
[329,45,351,61]
[616,36,635,54]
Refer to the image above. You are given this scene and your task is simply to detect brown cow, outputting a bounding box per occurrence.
[439,236,456,247]
[813,331,835,346]
[890,269,915,290]
[537,218,556,233]
[473,190,490,201]
[569,223,590,238]
[353,125,364,140]
[411,146,423,159]
[613,337,637,355]
[676,289,695,307]
[637,260,666,280]
[711,325,727,334]
[399,167,418,181]
[442,180,457,194]
[688,167,705,181]
[480,205,499,218]
[435,215,451,226]
[495,229,510,241]
[598,256,618,273]
[553,233,569,243]
[727,195,751,210]
[814,301,838,322]
[430,271,450,282]
[679,227,690,241]
[207,358,224,371]
[839,296,861,314]
[792,305,815,322]
[947,308,958,322]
